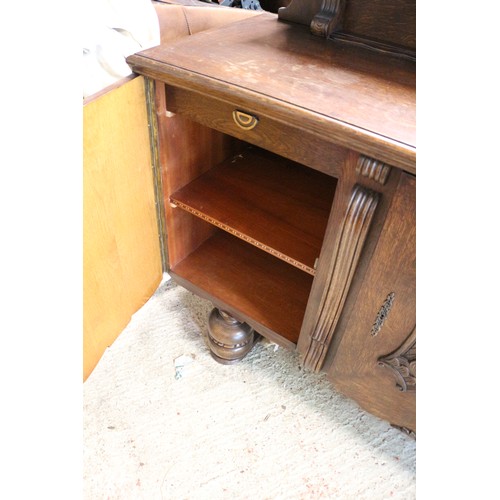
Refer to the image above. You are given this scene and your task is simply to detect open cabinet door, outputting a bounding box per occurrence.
[83,76,164,381]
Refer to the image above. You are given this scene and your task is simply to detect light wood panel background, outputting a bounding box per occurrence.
[83,76,162,381]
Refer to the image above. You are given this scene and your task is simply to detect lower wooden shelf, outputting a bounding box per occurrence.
[170,230,314,347]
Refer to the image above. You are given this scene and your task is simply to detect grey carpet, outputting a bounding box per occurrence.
[83,275,416,499]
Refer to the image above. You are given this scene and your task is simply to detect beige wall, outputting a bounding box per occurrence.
[83,76,162,381]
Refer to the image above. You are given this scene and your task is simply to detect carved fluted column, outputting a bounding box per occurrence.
[302,184,379,372]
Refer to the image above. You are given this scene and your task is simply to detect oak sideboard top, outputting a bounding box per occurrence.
[127,13,416,173]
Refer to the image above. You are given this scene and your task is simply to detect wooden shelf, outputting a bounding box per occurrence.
[170,147,336,275]
[171,230,314,346]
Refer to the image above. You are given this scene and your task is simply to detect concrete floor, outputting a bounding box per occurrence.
[83,276,416,499]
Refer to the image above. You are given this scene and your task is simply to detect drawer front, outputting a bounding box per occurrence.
[164,84,347,177]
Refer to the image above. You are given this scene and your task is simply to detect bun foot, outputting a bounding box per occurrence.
[207,308,256,364]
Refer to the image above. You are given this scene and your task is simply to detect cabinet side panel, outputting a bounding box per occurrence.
[83,76,163,381]
[156,82,243,267]
[327,172,416,430]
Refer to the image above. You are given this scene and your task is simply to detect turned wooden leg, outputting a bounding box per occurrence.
[207,308,256,364]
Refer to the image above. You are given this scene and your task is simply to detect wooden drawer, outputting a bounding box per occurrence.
[164,84,348,177]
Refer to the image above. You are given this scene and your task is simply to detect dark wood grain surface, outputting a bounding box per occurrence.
[127,14,415,171]
[342,0,415,50]
[165,84,349,177]
[326,172,416,431]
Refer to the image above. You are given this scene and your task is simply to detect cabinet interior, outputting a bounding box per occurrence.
[164,127,337,346]
[170,147,336,275]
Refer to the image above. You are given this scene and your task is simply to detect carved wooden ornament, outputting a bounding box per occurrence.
[370,292,395,336]
[378,328,416,392]
[356,155,392,185]
[311,0,344,38]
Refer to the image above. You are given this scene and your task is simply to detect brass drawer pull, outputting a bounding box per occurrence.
[233,110,259,130]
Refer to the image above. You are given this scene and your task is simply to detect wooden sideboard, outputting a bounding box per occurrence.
[127,0,416,432]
